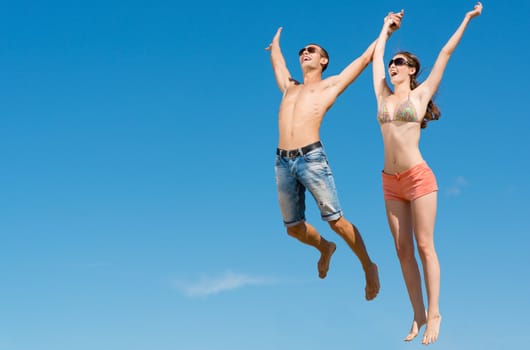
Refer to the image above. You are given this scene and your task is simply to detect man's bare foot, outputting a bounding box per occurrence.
[422,314,442,345]
[404,316,427,342]
[364,263,380,300]
[318,242,336,279]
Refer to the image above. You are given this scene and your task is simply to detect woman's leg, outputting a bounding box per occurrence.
[386,199,427,341]
[411,192,441,345]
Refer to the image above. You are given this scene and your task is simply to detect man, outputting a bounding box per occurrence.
[265,13,402,300]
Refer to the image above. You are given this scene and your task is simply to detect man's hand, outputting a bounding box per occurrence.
[265,27,283,51]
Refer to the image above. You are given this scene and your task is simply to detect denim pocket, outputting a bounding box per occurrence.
[303,149,326,163]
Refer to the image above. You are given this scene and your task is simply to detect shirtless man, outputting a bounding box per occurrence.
[265,14,402,300]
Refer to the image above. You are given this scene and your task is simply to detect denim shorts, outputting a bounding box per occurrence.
[275,146,343,227]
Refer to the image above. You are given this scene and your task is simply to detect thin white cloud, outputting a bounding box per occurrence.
[446,175,468,196]
[447,187,461,196]
[455,176,468,186]
[174,270,274,297]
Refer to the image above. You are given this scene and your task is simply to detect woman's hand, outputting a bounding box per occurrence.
[385,10,404,35]
[466,2,483,20]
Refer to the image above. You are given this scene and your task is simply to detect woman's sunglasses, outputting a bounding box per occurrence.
[388,57,410,67]
[298,46,319,56]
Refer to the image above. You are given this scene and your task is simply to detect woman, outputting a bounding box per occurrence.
[372,3,483,345]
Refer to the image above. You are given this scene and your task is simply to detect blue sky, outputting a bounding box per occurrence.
[1,1,529,349]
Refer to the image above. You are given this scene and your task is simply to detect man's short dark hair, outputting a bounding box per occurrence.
[306,43,329,72]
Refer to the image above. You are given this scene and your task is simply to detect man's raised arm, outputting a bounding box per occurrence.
[265,27,293,94]
[330,12,403,97]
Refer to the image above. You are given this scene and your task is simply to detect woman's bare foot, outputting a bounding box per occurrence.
[404,316,427,342]
[422,314,442,345]
[318,242,336,278]
[364,263,380,300]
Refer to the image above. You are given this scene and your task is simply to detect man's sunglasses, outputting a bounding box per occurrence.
[388,57,410,67]
[298,46,319,56]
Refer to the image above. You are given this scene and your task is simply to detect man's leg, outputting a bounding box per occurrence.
[328,217,380,300]
[286,221,336,279]
[275,155,336,279]
[296,147,379,298]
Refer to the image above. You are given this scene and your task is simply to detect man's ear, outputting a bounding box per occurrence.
[408,66,416,76]
[320,57,329,67]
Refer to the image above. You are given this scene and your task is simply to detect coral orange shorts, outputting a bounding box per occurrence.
[382,162,438,201]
